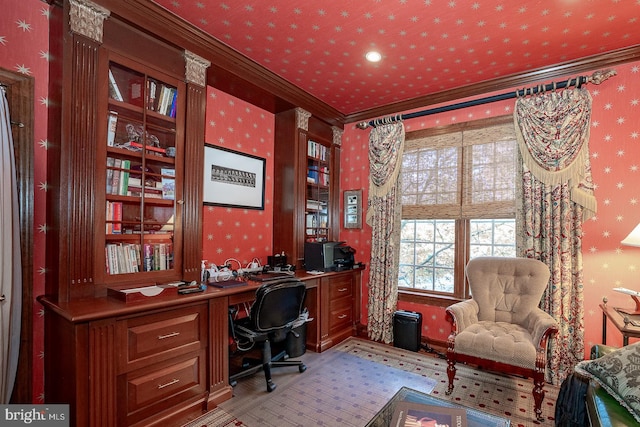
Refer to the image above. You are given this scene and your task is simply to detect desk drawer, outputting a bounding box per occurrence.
[119,351,206,425]
[328,275,353,300]
[118,304,207,371]
[329,297,353,333]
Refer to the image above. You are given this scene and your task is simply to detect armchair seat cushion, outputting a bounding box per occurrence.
[455,321,536,369]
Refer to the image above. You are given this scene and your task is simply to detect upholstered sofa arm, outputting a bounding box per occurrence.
[445,299,479,333]
[524,308,559,348]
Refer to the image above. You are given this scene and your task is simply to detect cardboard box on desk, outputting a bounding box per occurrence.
[107,282,178,303]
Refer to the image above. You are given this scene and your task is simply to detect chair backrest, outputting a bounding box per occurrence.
[250,278,306,332]
[466,256,550,325]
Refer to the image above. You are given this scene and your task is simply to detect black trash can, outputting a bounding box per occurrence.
[285,322,307,358]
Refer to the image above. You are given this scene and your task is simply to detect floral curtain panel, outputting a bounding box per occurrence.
[366,122,405,343]
[514,88,596,384]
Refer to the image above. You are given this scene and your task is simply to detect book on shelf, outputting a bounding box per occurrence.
[111,158,122,195]
[108,69,123,101]
[390,402,467,427]
[118,159,131,196]
[161,168,175,200]
[106,201,123,234]
[107,111,118,146]
[106,157,115,194]
[168,89,178,118]
[130,81,142,101]
[147,79,157,111]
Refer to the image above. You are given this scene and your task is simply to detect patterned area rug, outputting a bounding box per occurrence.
[188,337,558,427]
[337,338,559,427]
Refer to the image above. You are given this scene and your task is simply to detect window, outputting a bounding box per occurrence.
[398,116,517,301]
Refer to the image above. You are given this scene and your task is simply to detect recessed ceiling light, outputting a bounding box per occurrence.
[365,51,382,63]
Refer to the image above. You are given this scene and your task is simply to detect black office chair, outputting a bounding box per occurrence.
[229,278,307,392]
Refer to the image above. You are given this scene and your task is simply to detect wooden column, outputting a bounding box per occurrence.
[182,51,209,282]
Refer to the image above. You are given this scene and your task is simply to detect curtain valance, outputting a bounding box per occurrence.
[515,88,596,219]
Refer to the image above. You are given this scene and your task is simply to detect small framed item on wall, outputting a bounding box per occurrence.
[344,189,362,229]
[203,144,266,209]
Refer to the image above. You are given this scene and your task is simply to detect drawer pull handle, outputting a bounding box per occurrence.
[338,314,347,319]
[157,332,180,340]
[338,287,348,292]
[157,378,180,389]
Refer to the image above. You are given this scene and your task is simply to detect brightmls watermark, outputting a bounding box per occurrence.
[1,405,69,426]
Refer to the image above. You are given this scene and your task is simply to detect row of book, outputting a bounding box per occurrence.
[105,242,173,275]
[307,165,330,186]
[106,201,123,234]
[106,157,175,200]
[148,80,178,118]
[308,140,328,161]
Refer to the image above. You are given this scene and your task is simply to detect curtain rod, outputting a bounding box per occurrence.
[356,69,617,130]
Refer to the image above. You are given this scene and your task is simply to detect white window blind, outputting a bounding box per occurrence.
[400,119,517,220]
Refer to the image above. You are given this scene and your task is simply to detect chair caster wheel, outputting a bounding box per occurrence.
[267,380,276,392]
[299,364,307,373]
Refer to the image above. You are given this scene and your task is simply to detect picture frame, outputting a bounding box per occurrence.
[343,189,362,229]
[203,144,266,210]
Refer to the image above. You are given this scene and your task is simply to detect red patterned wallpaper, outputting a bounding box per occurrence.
[202,88,275,271]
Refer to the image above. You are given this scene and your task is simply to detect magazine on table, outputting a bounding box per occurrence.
[390,401,468,427]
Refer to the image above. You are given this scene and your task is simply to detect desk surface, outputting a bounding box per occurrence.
[37,268,360,323]
[600,303,640,345]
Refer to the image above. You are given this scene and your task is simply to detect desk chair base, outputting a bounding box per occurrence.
[230,340,307,392]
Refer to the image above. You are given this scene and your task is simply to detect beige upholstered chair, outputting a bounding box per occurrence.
[445,257,559,421]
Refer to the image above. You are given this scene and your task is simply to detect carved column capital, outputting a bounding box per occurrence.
[295,108,311,131]
[69,0,110,43]
[185,51,210,87]
[332,126,344,147]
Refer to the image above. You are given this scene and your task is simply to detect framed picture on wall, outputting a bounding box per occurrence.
[203,144,266,210]
[344,189,362,229]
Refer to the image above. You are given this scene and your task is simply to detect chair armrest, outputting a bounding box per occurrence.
[234,324,263,341]
[446,299,479,333]
[524,308,559,348]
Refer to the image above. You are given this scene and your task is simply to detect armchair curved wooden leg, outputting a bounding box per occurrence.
[445,357,456,395]
[532,373,545,421]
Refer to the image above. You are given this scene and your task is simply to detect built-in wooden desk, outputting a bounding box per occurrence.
[600,300,640,346]
[38,268,362,427]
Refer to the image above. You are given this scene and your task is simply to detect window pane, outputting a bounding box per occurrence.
[399,219,456,292]
[468,218,516,258]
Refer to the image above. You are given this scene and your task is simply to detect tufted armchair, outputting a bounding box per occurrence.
[445,257,559,421]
